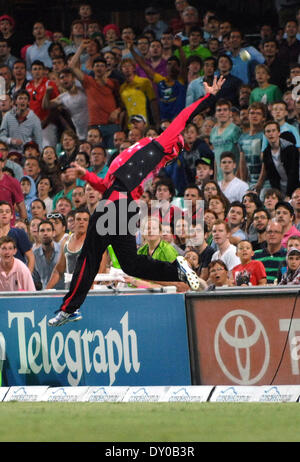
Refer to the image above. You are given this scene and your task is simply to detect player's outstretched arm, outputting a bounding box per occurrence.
[156,75,225,152]
[67,162,107,194]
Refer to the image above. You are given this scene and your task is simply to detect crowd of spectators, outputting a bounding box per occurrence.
[1,1,300,292]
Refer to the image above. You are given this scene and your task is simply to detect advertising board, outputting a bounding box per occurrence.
[0,292,191,387]
[186,288,300,385]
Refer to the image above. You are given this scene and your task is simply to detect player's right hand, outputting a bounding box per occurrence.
[68,162,87,179]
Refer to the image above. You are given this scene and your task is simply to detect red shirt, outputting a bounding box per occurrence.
[232,260,267,286]
[26,77,60,121]
[0,173,24,224]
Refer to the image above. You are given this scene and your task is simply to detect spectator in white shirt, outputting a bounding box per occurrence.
[211,219,241,271]
[42,68,88,141]
[218,151,249,202]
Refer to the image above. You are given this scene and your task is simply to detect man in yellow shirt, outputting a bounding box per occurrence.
[119,58,160,129]
[127,38,187,121]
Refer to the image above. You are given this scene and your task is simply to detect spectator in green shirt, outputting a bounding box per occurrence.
[249,64,282,105]
[210,98,241,180]
[52,170,76,211]
[175,27,212,62]
[138,216,179,262]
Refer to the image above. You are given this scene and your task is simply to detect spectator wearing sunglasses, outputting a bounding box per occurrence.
[46,212,68,245]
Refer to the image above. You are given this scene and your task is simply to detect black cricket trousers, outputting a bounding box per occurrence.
[60,186,179,313]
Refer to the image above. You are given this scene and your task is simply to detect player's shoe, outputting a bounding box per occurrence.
[176,256,201,291]
[48,309,82,327]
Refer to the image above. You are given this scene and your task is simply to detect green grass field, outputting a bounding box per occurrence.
[0,402,299,442]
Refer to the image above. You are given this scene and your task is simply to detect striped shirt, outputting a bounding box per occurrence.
[253,247,286,284]
[0,107,43,152]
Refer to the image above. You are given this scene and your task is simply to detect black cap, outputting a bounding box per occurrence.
[145,6,159,14]
[195,156,213,167]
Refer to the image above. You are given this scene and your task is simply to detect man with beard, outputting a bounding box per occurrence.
[42,68,88,141]
[250,207,270,250]
[52,169,77,210]
[71,186,87,210]
[33,219,64,289]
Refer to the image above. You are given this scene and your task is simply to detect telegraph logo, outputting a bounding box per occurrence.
[214,310,270,385]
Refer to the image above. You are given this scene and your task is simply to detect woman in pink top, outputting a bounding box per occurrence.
[0,236,36,291]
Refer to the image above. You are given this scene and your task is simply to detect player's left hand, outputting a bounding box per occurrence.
[203,75,225,95]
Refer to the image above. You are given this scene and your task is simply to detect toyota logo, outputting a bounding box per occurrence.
[214,310,270,384]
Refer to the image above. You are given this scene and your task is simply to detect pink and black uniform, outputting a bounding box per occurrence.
[60,93,215,313]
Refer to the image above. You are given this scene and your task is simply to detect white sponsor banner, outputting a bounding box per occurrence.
[4,386,49,402]
[42,386,89,402]
[160,386,214,402]
[0,387,9,401]
[210,386,261,402]
[254,385,300,402]
[83,386,130,402]
[123,386,170,402]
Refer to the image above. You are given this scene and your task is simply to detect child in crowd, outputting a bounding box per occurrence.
[20,176,37,221]
[249,64,282,105]
[195,157,214,190]
[279,247,300,285]
[277,235,300,282]
[232,239,267,286]
[286,235,300,252]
